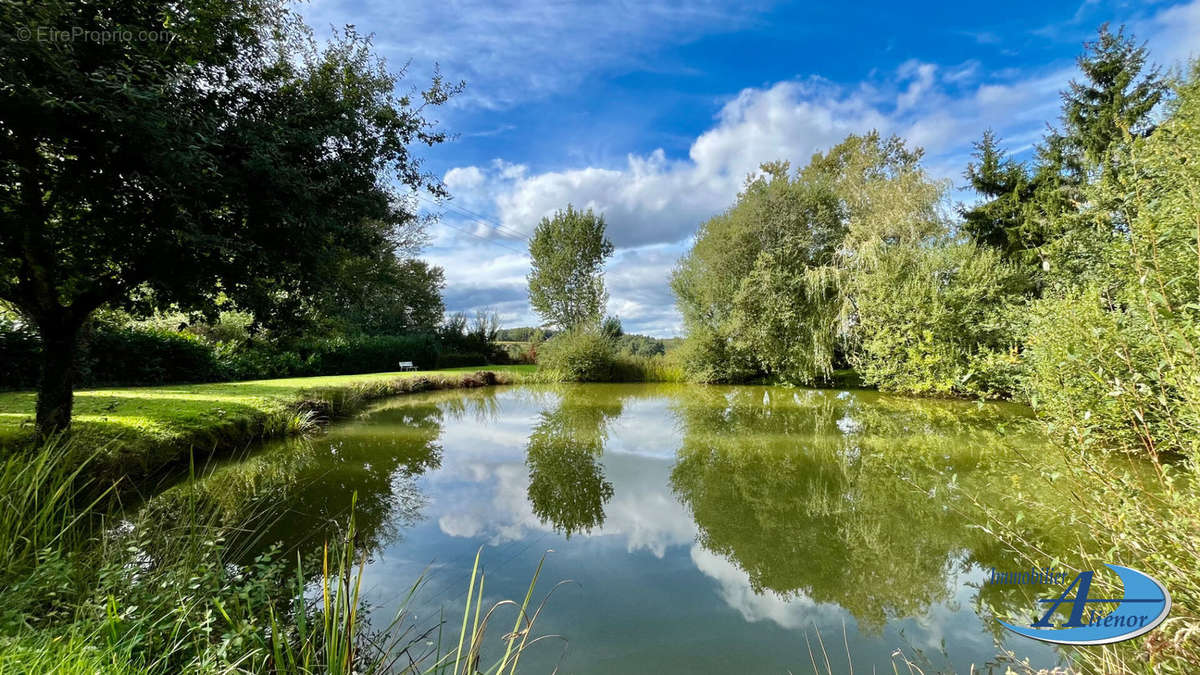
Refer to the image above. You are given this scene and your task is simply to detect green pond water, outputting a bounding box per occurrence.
[152,383,1089,673]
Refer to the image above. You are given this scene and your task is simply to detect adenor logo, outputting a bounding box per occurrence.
[998,564,1171,645]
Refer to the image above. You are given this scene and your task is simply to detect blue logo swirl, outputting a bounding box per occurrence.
[998,564,1171,645]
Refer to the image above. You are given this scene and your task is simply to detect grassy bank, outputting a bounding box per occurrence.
[0,436,555,674]
[0,366,535,484]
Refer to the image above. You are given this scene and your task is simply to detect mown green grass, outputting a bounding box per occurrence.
[0,365,536,481]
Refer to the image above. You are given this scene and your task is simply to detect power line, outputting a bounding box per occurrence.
[417,193,524,238]
[436,218,528,256]
[438,200,527,241]
[414,193,528,241]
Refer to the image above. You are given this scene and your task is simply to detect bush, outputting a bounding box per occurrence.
[3,319,230,389]
[612,352,685,382]
[0,315,40,389]
[502,342,537,364]
[298,334,440,375]
[436,351,490,368]
[81,325,224,385]
[674,325,758,384]
[536,330,619,382]
[1,320,457,389]
[850,242,1028,399]
[217,340,315,381]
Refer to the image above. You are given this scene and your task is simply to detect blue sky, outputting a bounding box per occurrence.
[305,0,1199,336]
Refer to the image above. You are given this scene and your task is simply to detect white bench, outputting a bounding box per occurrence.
[398,361,417,371]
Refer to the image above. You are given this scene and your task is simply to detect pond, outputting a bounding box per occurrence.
[149,383,1081,673]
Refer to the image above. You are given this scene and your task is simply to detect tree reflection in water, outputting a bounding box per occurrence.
[669,386,1063,632]
[137,383,1079,642]
[136,389,512,568]
[525,387,622,537]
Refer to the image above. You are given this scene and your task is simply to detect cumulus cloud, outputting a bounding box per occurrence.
[418,1,1198,335]
[437,59,1065,256]
[1134,0,1200,69]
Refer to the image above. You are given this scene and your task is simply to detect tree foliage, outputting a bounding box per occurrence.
[960,130,1039,258]
[851,242,1028,398]
[0,0,457,434]
[526,205,614,330]
[1024,64,1200,459]
[961,25,1169,285]
[673,132,964,387]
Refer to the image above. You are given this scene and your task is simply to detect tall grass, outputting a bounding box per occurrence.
[428,547,563,675]
[0,435,110,580]
[0,437,561,674]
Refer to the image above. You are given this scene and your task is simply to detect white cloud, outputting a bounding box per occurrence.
[438,60,1065,255]
[690,544,838,630]
[418,1,1199,335]
[443,166,485,191]
[303,0,772,110]
[1135,0,1200,70]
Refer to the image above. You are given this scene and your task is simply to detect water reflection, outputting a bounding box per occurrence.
[671,387,973,630]
[140,397,452,561]
[141,383,1073,672]
[525,387,626,537]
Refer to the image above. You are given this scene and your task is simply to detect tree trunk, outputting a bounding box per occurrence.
[35,317,83,440]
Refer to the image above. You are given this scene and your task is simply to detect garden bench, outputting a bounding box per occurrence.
[398,361,417,371]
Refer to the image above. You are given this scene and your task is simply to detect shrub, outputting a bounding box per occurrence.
[81,325,224,385]
[436,351,491,368]
[612,352,686,382]
[3,319,230,389]
[536,330,618,382]
[995,68,1200,673]
[502,342,537,364]
[186,310,255,345]
[0,315,40,389]
[217,340,315,381]
[850,242,1028,399]
[297,334,439,375]
[674,325,758,384]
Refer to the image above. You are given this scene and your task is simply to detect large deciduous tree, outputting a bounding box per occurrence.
[526,205,614,330]
[0,0,457,437]
[672,133,947,385]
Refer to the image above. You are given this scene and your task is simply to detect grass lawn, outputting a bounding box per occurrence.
[0,365,535,479]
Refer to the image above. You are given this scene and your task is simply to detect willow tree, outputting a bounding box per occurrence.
[672,133,946,384]
[0,0,456,437]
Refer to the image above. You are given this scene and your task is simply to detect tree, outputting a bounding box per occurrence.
[672,132,945,384]
[600,315,623,339]
[1062,24,1166,175]
[312,253,446,336]
[526,205,614,330]
[0,0,458,437]
[960,130,1037,257]
[960,26,1168,288]
[1028,25,1168,290]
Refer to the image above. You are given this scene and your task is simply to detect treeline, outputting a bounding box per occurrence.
[668,33,1200,667]
[0,307,511,390]
[673,27,1199,460]
[498,325,672,356]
